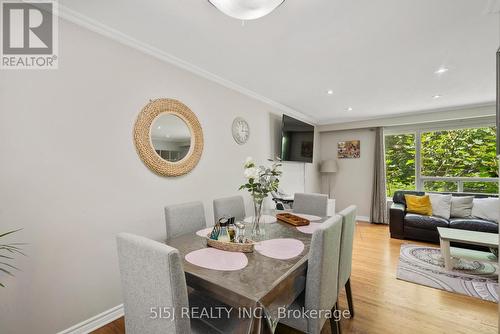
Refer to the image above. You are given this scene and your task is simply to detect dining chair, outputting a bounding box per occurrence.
[116,233,238,334]
[279,215,343,334]
[338,205,357,318]
[164,201,206,239]
[213,195,246,222]
[293,193,329,216]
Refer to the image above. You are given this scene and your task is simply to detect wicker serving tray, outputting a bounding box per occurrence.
[276,213,310,226]
[206,235,255,253]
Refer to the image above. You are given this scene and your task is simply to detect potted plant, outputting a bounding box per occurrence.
[239,157,281,239]
[0,229,25,287]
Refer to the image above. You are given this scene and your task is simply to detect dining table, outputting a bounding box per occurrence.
[166,211,334,334]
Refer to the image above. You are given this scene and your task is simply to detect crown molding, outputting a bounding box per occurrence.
[318,102,496,132]
[54,4,316,125]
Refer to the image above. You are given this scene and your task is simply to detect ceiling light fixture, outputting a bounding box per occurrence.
[346,107,353,111]
[327,90,334,95]
[432,95,442,99]
[434,67,449,75]
[208,0,285,20]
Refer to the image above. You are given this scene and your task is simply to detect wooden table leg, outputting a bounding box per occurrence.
[440,238,452,271]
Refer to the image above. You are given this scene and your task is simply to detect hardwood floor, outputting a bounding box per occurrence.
[92,223,498,334]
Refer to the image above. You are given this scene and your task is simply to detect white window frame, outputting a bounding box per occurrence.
[384,116,498,193]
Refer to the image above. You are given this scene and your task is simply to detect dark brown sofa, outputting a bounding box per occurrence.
[389,190,498,245]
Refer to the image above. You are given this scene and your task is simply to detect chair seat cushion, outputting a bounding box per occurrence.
[404,213,449,230]
[449,218,499,234]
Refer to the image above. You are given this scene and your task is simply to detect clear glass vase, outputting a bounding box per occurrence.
[251,198,265,240]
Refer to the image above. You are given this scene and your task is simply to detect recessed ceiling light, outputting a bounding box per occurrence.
[327,90,333,95]
[432,95,442,99]
[434,67,449,75]
[346,107,353,111]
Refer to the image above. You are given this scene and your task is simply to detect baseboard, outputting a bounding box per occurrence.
[356,215,370,222]
[56,304,124,334]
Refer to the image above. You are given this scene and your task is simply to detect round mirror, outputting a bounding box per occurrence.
[134,98,203,177]
[151,114,192,162]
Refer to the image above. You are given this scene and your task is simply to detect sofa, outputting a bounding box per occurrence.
[389,190,498,245]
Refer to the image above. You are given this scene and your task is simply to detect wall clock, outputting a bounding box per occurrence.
[232,117,250,145]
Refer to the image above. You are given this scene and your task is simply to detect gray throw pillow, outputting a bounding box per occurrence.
[450,196,474,218]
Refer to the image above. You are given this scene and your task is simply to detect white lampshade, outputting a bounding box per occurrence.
[320,159,338,173]
[208,0,285,20]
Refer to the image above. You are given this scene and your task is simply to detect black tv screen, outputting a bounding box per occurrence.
[280,115,314,163]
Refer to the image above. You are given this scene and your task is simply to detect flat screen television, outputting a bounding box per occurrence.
[280,115,314,163]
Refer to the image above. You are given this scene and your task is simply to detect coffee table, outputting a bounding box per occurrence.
[437,227,498,271]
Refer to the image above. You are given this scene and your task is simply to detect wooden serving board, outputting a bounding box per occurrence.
[276,213,310,226]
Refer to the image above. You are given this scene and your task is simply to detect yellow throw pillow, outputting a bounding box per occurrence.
[404,194,433,216]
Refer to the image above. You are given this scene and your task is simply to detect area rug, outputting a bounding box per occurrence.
[396,244,499,302]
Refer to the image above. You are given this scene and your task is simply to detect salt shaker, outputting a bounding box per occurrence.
[235,222,246,243]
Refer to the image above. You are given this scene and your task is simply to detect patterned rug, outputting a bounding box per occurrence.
[396,244,499,302]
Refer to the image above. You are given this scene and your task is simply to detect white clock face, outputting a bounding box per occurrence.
[232,117,250,144]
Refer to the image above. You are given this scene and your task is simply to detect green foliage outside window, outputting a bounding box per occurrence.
[385,127,498,197]
[385,134,416,196]
[421,127,498,194]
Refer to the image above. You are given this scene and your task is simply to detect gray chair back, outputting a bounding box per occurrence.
[213,195,245,222]
[338,205,357,288]
[293,193,328,216]
[305,214,343,333]
[165,201,206,239]
[116,233,190,334]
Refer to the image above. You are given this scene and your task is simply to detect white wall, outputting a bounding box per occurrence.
[319,129,375,219]
[0,20,319,334]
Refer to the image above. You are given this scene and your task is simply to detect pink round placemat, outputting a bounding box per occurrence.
[195,227,214,237]
[296,223,323,234]
[293,213,322,221]
[255,238,305,260]
[185,248,248,271]
[243,215,277,224]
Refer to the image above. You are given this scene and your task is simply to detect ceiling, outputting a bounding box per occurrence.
[60,0,499,124]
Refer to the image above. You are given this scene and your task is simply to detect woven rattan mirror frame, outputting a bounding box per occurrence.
[133,99,203,176]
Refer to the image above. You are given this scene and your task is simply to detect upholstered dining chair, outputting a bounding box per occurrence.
[279,215,343,334]
[116,233,237,334]
[338,205,357,318]
[164,201,206,239]
[213,195,246,222]
[293,193,329,217]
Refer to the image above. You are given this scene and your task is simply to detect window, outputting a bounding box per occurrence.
[385,125,498,197]
[385,133,416,196]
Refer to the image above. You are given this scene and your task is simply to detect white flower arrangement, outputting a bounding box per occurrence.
[239,157,282,203]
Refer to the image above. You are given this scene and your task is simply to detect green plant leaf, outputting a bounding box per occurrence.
[0,262,20,271]
[0,229,22,239]
[0,267,14,277]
